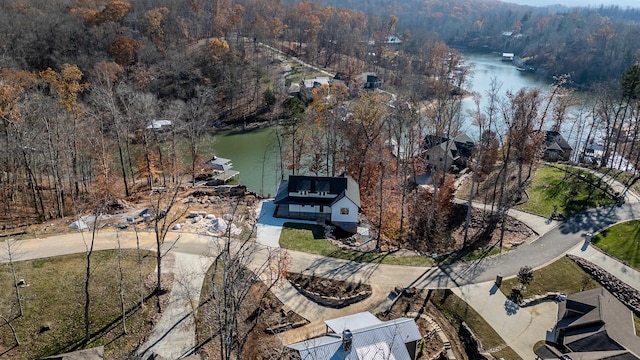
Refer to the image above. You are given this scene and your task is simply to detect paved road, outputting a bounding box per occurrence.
[5,197,640,358]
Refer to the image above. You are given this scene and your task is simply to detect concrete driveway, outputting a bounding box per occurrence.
[452,281,557,359]
[255,199,318,248]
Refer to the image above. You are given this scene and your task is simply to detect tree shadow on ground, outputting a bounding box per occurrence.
[52,290,158,357]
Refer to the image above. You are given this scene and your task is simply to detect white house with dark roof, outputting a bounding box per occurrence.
[274,174,360,233]
[286,312,422,360]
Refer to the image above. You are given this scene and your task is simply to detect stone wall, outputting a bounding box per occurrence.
[290,282,372,308]
[568,254,640,313]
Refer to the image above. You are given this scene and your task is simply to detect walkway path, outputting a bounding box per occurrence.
[137,252,213,359]
[254,199,640,358]
[5,173,640,359]
[580,167,640,204]
[451,282,557,360]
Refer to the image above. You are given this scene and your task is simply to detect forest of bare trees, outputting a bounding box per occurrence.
[0,0,639,252]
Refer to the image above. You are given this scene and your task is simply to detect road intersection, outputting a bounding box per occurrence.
[4,185,640,359]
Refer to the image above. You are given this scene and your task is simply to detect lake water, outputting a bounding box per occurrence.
[211,51,553,195]
[208,127,282,197]
[459,52,551,137]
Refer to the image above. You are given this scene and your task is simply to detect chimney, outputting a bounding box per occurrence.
[342,329,353,352]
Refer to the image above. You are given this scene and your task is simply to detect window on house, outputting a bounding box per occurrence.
[426,155,430,160]
[439,157,443,162]
[340,208,349,215]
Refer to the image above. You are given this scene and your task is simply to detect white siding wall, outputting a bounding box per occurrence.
[288,192,337,199]
[289,204,332,214]
[330,197,358,223]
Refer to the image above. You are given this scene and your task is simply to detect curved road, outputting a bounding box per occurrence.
[4,200,640,359]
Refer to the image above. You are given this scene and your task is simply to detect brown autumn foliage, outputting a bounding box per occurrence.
[407,174,456,252]
[109,37,143,65]
[143,7,170,51]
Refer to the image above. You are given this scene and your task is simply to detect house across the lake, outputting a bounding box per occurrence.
[502,52,515,61]
[145,119,173,132]
[274,174,360,233]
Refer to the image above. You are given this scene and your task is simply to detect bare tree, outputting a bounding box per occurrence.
[116,231,127,334]
[149,183,186,311]
[201,200,289,360]
[5,238,23,318]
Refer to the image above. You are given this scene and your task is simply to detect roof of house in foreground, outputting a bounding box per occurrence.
[287,312,421,360]
[539,288,640,360]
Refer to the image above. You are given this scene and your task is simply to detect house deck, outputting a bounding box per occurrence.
[211,170,239,183]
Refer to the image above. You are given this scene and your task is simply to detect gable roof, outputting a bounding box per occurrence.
[325,312,381,333]
[424,133,475,157]
[545,131,572,151]
[146,119,173,130]
[287,313,421,360]
[554,288,640,359]
[274,174,360,208]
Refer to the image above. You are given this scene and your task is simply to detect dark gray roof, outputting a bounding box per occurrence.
[555,288,640,358]
[546,131,573,151]
[274,174,360,208]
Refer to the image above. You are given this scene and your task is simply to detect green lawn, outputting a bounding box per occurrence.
[500,257,600,297]
[431,290,522,360]
[287,62,327,85]
[0,249,157,360]
[279,223,435,266]
[591,220,640,269]
[516,165,616,217]
[591,168,640,197]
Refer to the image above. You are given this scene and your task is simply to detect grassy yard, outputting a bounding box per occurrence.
[591,220,640,270]
[592,168,640,197]
[430,290,522,360]
[279,223,435,266]
[287,62,327,85]
[516,165,616,217]
[500,257,600,298]
[0,249,158,360]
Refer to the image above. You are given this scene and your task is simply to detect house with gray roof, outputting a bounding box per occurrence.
[543,131,573,162]
[536,288,640,359]
[286,312,422,360]
[423,133,475,171]
[274,174,360,233]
